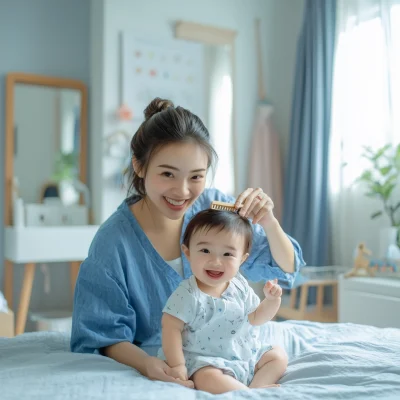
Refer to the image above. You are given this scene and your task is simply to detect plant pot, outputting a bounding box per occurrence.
[379,227,399,258]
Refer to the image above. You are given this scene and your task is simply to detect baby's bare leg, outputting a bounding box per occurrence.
[249,346,288,389]
[192,366,248,394]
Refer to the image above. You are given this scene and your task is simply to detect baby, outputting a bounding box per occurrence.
[160,209,288,394]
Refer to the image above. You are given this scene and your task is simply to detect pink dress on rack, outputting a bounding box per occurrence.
[247,103,283,223]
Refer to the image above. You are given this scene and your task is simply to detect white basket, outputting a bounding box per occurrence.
[30,311,72,333]
[298,266,348,281]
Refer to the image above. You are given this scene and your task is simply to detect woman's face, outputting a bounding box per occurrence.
[141,142,209,220]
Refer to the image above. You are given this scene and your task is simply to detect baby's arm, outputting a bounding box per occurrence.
[248,279,282,326]
[161,313,188,381]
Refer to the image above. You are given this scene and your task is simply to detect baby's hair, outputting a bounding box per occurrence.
[183,209,253,252]
[126,97,218,196]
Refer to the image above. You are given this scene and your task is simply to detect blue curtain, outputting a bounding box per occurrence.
[283,0,336,266]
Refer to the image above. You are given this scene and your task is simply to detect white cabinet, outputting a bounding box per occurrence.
[338,274,400,329]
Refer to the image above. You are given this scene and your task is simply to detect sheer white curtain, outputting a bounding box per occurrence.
[330,0,400,265]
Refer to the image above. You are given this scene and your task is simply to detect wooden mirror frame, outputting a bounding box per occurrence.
[175,21,238,193]
[4,73,88,226]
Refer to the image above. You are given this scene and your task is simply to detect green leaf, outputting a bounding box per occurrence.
[371,145,390,161]
[370,211,383,219]
[382,183,395,200]
[380,165,392,176]
[356,170,373,183]
[371,182,384,196]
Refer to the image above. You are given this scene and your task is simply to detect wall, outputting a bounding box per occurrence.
[91,0,305,222]
[0,0,90,321]
[0,0,304,319]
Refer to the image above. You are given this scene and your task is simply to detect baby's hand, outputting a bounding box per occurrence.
[169,364,189,381]
[263,279,282,300]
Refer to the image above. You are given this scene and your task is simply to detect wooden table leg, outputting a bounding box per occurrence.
[70,261,81,298]
[15,263,35,335]
[4,259,14,309]
[316,285,324,314]
[290,287,297,308]
[332,283,338,317]
[299,285,309,319]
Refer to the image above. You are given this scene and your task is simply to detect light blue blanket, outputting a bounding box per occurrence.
[0,321,399,399]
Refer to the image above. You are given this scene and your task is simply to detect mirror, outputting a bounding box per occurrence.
[14,85,82,205]
[4,73,88,226]
[203,44,234,195]
[175,22,237,195]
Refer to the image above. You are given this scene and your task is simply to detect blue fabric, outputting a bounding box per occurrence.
[283,0,336,266]
[70,188,305,354]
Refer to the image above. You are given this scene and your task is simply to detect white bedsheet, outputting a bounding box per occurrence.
[0,320,399,399]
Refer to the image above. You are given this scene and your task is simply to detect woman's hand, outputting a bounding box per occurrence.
[143,356,194,388]
[235,187,275,225]
[169,364,189,381]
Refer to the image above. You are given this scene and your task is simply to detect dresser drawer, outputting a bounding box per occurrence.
[339,288,400,328]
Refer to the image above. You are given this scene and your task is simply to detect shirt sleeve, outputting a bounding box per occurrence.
[203,188,306,289]
[162,281,197,325]
[235,274,260,315]
[70,255,136,354]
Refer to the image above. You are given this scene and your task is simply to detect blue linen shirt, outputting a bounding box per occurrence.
[70,188,305,355]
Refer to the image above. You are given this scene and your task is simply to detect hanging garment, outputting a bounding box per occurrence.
[247,102,283,223]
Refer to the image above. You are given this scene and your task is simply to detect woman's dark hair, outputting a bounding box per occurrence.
[183,209,253,253]
[126,97,217,196]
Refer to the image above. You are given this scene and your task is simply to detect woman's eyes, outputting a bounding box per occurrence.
[160,172,204,180]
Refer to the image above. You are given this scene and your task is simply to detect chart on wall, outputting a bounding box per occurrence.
[122,33,205,124]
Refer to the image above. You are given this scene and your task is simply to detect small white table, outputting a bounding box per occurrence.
[3,225,99,335]
[338,274,400,329]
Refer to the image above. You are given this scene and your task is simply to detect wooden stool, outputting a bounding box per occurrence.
[276,279,338,323]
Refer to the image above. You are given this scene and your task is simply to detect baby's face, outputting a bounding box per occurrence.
[182,228,249,288]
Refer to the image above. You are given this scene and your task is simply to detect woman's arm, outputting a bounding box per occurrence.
[162,313,186,368]
[260,217,295,273]
[104,341,193,388]
[104,341,149,375]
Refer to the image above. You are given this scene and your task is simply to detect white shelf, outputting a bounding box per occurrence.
[4,225,100,263]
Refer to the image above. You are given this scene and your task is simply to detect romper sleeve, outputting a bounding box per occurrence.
[234,274,260,315]
[201,188,306,289]
[162,280,197,325]
[70,254,136,354]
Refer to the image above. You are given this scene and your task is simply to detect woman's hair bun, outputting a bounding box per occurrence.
[144,97,174,121]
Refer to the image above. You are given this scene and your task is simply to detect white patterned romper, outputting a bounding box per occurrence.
[159,273,273,386]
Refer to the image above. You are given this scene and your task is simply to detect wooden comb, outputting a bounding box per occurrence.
[210,201,240,212]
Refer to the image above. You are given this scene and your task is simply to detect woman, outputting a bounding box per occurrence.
[70,98,305,388]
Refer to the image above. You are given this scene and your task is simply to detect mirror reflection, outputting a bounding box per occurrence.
[203,44,234,195]
[14,84,81,205]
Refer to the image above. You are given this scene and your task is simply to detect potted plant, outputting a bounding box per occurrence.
[355,143,400,255]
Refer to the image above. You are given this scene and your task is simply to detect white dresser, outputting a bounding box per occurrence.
[338,274,400,329]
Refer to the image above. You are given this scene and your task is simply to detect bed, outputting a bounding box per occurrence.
[1,320,399,399]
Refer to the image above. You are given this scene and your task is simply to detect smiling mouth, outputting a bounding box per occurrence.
[164,197,188,206]
[206,270,224,279]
